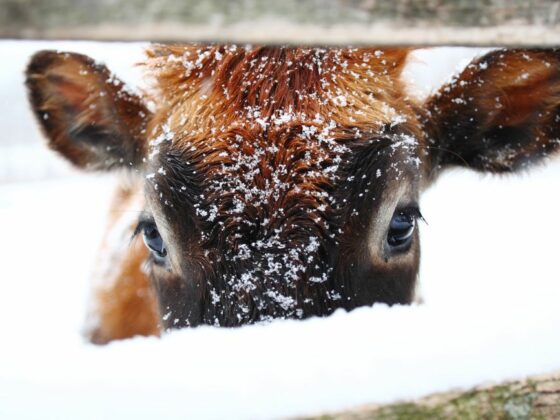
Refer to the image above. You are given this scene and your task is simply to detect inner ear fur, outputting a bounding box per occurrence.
[26,50,151,171]
[424,48,560,175]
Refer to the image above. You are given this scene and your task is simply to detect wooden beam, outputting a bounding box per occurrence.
[1,0,559,46]
[304,371,560,419]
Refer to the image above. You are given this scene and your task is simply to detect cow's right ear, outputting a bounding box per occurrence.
[26,50,150,171]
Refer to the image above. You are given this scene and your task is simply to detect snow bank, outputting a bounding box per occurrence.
[1,42,559,420]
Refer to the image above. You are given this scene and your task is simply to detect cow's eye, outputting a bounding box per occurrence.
[141,222,167,263]
[387,208,419,250]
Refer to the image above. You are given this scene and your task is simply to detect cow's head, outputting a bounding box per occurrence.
[27,46,560,329]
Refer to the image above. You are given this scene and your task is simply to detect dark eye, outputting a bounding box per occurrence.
[387,209,418,250]
[142,222,167,263]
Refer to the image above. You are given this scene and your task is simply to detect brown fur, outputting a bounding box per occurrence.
[145,45,420,157]
[86,181,160,344]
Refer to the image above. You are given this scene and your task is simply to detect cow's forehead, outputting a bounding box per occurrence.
[145,45,424,166]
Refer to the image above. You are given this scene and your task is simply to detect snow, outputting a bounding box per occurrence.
[1,41,560,419]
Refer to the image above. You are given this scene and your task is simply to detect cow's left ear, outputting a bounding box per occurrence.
[26,50,151,171]
[424,49,560,175]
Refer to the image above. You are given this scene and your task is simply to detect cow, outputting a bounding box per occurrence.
[26,45,560,344]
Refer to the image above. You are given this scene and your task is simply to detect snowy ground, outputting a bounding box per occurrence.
[0,41,559,419]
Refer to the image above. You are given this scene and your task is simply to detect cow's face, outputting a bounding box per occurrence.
[139,47,426,326]
[27,46,560,329]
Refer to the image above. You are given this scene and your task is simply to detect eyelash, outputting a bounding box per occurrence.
[132,220,151,241]
[132,209,159,238]
[402,207,426,223]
